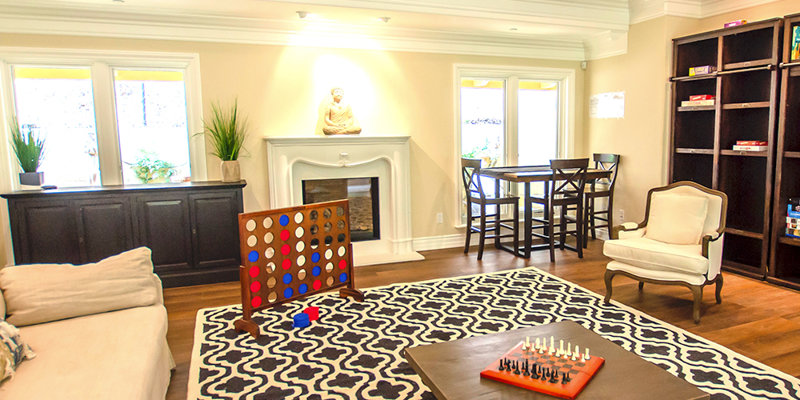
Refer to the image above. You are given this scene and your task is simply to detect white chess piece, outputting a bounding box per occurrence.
[549,336,555,354]
[572,345,579,361]
[585,348,591,360]
[525,336,531,352]
[566,342,572,357]
[535,337,540,351]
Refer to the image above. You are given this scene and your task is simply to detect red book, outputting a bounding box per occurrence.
[736,140,767,146]
[689,94,715,101]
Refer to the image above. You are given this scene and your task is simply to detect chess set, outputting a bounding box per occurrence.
[480,336,605,400]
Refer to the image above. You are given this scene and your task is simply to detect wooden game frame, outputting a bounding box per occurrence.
[234,199,364,338]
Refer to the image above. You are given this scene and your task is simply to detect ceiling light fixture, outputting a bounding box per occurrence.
[378,16,390,23]
[509,27,518,31]
[297,11,308,19]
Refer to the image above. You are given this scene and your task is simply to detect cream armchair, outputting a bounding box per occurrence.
[602,181,727,323]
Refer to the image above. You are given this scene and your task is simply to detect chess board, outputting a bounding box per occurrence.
[480,342,605,400]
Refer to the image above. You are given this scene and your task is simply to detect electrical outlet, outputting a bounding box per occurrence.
[618,209,625,223]
[436,212,444,224]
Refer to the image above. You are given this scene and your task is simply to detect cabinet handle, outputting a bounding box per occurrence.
[192,228,197,236]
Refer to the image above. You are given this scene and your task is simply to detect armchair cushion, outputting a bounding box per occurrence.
[603,237,708,275]
[0,247,159,327]
[645,193,708,245]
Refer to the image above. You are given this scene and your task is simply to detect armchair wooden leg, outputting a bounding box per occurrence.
[715,274,723,304]
[691,285,703,324]
[638,282,644,291]
[603,269,615,304]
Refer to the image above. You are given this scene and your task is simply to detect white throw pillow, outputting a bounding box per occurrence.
[645,193,709,245]
[0,247,159,327]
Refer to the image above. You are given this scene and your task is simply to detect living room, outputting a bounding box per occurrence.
[0,0,799,399]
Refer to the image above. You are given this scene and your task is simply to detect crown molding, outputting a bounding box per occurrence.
[629,0,779,25]
[584,30,628,60]
[0,3,588,60]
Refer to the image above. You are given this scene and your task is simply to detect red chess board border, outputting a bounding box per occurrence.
[480,342,605,400]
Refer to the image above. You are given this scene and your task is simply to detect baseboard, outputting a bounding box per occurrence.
[412,234,464,251]
[413,227,609,252]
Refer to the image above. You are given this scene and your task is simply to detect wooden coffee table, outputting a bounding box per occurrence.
[404,321,709,399]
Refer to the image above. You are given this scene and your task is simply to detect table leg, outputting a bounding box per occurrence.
[524,182,532,258]
[494,179,501,248]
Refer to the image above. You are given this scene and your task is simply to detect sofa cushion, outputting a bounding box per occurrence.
[0,321,35,382]
[0,305,169,400]
[603,237,708,275]
[0,247,159,327]
[645,193,708,245]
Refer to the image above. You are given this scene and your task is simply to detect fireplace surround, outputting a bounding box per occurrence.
[265,135,423,266]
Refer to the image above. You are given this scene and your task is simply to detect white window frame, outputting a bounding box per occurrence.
[0,47,206,188]
[453,64,576,227]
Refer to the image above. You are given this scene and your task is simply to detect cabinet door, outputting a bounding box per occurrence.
[13,200,80,264]
[134,194,192,272]
[75,198,134,263]
[189,191,241,269]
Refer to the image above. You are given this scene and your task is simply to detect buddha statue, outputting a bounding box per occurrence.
[322,88,361,135]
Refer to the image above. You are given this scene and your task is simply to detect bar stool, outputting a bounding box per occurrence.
[461,158,519,260]
[547,158,589,262]
[583,153,620,247]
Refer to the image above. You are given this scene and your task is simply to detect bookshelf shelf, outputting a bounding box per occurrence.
[669,17,783,280]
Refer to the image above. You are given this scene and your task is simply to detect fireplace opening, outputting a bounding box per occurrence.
[302,177,380,242]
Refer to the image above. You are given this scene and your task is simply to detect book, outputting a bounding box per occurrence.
[688,65,715,76]
[736,140,767,146]
[732,145,768,151]
[792,26,800,61]
[681,99,715,106]
[724,20,747,28]
[689,95,715,101]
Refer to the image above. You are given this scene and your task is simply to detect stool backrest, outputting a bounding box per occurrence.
[592,153,620,190]
[550,158,589,200]
[461,158,485,199]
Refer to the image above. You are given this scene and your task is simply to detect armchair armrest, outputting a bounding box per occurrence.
[702,233,725,280]
[610,222,645,239]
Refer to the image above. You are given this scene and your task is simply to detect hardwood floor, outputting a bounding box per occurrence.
[164,240,800,399]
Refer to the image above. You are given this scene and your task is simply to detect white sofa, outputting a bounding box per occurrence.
[0,247,174,399]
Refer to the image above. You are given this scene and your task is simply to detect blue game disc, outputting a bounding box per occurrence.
[283,273,293,284]
[312,266,321,276]
[284,287,294,298]
[339,273,348,282]
[248,250,259,263]
[293,312,310,328]
[311,252,321,263]
[298,283,308,294]
[279,215,289,226]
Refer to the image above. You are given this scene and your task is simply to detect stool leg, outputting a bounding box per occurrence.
[464,202,472,254]
[478,205,487,260]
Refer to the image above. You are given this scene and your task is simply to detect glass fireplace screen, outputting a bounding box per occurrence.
[302,177,380,242]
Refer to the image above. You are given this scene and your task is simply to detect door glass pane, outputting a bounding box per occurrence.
[114,69,191,185]
[11,66,101,187]
[518,80,559,166]
[460,78,505,167]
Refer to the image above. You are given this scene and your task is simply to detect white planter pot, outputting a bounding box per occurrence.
[220,160,241,182]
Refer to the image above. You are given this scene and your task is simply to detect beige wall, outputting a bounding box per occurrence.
[0,33,585,264]
[585,1,799,225]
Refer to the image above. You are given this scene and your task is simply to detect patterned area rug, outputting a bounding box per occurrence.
[187,267,800,400]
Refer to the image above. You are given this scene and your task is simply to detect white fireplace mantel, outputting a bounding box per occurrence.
[265,135,423,266]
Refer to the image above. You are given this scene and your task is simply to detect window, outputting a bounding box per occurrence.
[455,65,575,225]
[1,48,205,187]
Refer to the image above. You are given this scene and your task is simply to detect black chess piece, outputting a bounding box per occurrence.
[522,360,530,377]
[513,361,521,375]
[561,371,572,384]
[541,368,549,381]
[498,359,505,372]
[530,364,540,379]
[549,371,560,384]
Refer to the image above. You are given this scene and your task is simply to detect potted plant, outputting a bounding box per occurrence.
[9,118,45,186]
[202,99,248,182]
[128,151,177,184]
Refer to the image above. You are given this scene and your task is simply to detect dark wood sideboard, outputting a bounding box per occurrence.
[1,180,246,287]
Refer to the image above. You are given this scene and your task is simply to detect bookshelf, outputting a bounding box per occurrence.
[769,12,800,290]
[669,18,783,280]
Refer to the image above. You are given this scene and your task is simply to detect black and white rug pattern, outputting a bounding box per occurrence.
[188,268,800,399]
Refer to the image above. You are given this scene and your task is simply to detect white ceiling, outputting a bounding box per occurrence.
[0,0,779,60]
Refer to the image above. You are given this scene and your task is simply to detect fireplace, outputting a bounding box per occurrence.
[302,177,380,242]
[265,135,423,266]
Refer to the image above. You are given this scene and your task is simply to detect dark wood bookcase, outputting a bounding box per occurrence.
[669,18,783,280]
[769,12,800,290]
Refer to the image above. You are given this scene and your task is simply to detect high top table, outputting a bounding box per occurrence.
[405,321,709,400]
[480,166,612,258]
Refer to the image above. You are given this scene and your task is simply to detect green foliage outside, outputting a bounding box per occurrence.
[462,139,499,167]
[129,151,176,184]
[202,99,248,161]
[9,117,45,173]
